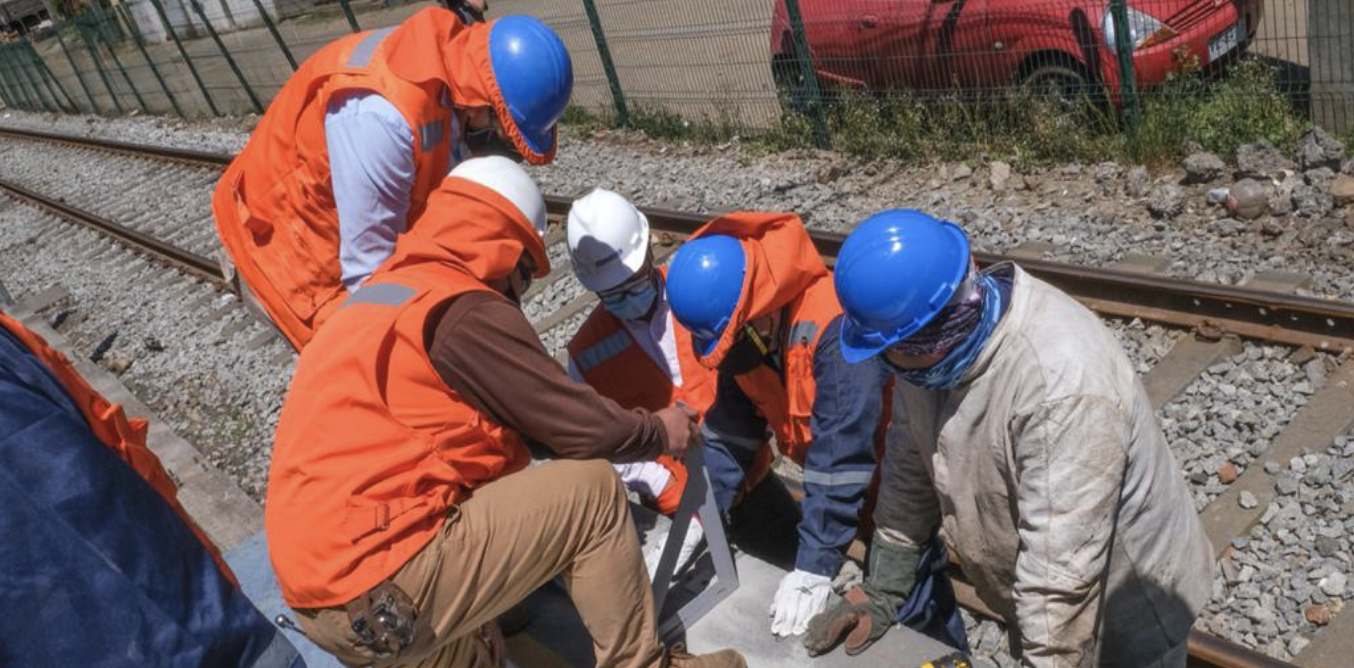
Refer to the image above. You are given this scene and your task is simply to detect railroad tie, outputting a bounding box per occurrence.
[1200,359,1354,556]
[1142,271,1311,410]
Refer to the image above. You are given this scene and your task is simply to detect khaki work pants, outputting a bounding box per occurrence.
[297,459,664,668]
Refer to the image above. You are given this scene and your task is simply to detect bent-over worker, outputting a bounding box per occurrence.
[665,212,892,639]
[214,7,572,350]
[807,210,1213,667]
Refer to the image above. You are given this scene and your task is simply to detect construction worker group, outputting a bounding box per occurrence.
[211,5,1213,667]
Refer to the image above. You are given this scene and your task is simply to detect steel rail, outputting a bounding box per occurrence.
[4,124,1353,351]
[542,199,1354,353]
[0,177,226,285]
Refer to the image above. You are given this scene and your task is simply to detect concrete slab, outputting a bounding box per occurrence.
[225,532,345,668]
[522,476,973,668]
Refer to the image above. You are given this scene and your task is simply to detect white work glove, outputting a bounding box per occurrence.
[645,518,705,580]
[769,569,833,637]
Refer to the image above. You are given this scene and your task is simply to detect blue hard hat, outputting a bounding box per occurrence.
[488,16,573,157]
[835,210,971,363]
[667,234,747,356]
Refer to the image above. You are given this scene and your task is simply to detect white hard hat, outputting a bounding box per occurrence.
[448,156,547,239]
[567,188,650,291]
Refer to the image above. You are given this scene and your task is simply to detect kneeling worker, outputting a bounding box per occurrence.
[266,157,744,668]
[565,188,713,575]
[665,212,892,638]
[809,210,1213,666]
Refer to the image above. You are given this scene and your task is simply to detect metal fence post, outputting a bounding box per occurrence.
[24,39,78,113]
[53,25,99,113]
[783,0,830,148]
[248,0,298,70]
[0,61,16,108]
[77,24,126,114]
[144,0,220,116]
[1108,0,1141,127]
[92,20,150,113]
[336,0,361,32]
[10,44,55,111]
[24,45,64,111]
[0,52,30,109]
[186,0,264,113]
[579,0,628,126]
[4,49,38,110]
[117,4,183,117]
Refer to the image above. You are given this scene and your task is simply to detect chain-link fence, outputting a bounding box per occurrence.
[0,0,1349,153]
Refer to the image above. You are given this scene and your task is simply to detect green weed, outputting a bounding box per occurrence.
[559,56,1313,168]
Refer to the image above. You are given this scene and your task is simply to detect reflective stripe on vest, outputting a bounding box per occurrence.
[802,468,874,487]
[787,320,819,347]
[346,26,397,68]
[342,283,415,308]
[574,330,632,373]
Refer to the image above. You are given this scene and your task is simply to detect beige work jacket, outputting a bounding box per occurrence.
[876,264,1213,667]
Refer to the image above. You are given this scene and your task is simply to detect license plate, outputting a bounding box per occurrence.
[1207,19,1244,63]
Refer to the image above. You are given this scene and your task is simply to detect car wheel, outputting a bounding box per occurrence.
[1022,62,1096,110]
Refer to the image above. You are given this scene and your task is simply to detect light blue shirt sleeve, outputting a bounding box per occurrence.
[324,91,416,291]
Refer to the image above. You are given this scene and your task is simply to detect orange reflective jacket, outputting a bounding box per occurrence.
[0,312,235,584]
[566,270,714,514]
[213,8,550,351]
[266,174,547,608]
[567,271,717,416]
[686,212,848,464]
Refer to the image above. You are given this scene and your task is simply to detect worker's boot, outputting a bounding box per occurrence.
[663,643,748,667]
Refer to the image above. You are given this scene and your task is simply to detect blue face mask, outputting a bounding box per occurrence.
[601,280,658,321]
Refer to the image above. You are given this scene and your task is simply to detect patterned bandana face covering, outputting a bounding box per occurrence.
[891,261,982,357]
[889,271,1003,390]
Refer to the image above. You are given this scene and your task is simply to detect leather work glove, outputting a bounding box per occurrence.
[803,533,922,656]
[645,517,705,580]
[769,569,833,637]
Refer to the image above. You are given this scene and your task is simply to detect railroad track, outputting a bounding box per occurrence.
[2,125,1352,668]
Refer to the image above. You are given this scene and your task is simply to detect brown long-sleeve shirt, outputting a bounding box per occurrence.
[427,291,666,462]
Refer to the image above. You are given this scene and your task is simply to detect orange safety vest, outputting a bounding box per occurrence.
[566,270,714,514]
[0,312,235,583]
[266,172,546,609]
[567,271,717,416]
[685,213,891,490]
[213,8,538,351]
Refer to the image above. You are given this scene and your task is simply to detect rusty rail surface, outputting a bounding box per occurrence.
[4,124,1353,352]
[0,177,226,284]
[0,125,1329,668]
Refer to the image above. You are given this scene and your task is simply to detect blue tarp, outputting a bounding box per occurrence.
[0,326,301,668]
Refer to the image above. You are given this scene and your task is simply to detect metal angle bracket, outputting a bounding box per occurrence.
[649,439,739,642]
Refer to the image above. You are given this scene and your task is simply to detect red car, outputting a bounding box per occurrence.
[771,0,1263,106]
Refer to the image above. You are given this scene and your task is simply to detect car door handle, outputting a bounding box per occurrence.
[861,14,878,28]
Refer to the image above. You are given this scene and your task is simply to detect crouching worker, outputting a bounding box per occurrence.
[266,157,746,668]
[808,210,1213,666]
[664,213,892,639]
[0,312,299,667]
[565,188,715,576]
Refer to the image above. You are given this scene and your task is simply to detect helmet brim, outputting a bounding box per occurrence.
[517,123,555,160]
[839,317,893,364]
